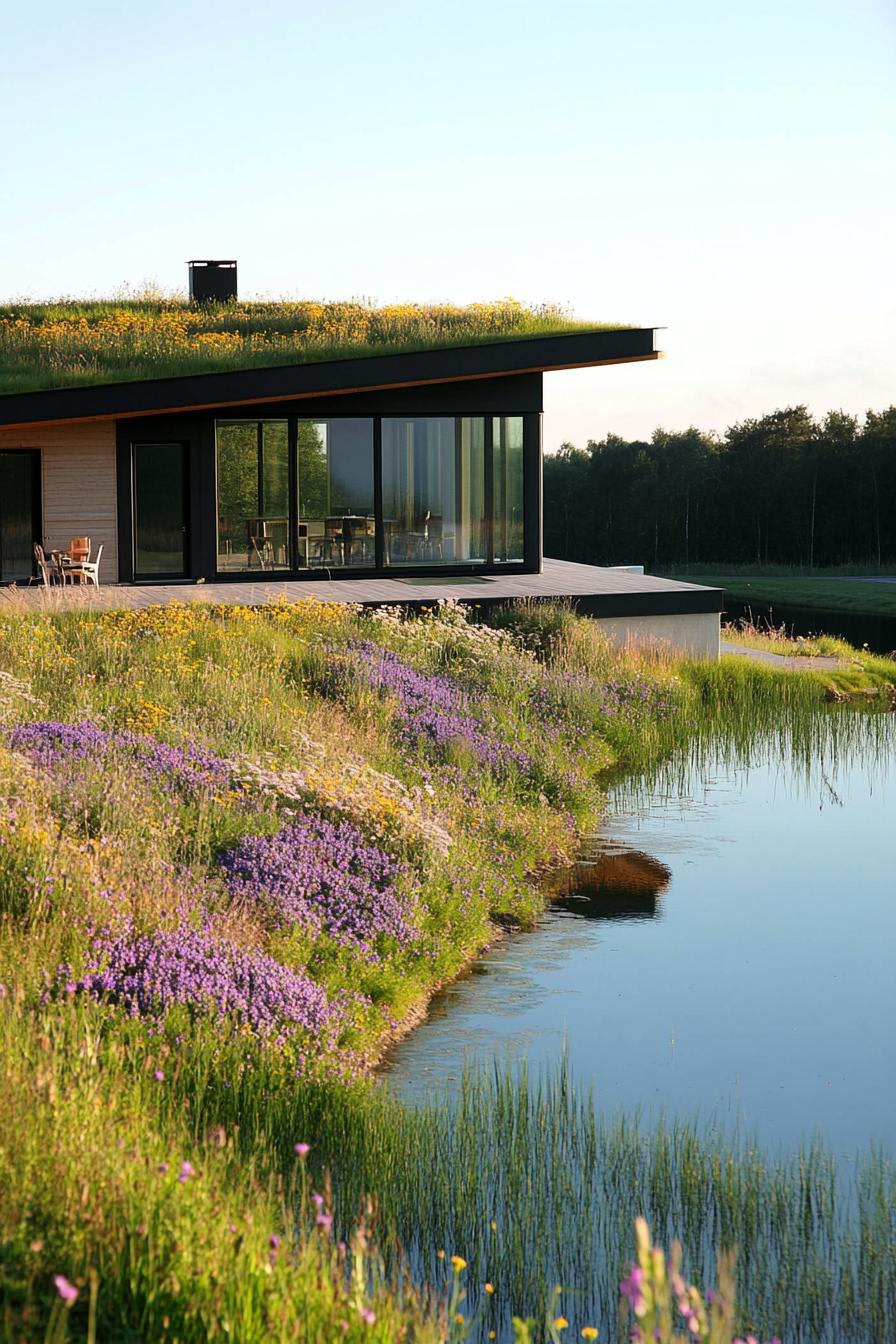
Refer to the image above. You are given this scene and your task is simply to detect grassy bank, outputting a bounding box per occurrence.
[0,597,892,1340]
[664,569,896,619]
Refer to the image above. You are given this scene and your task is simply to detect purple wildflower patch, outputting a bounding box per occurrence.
[63,921,347,1048]
[9,721,234,797]
[331,642,531,773]
[220,815,416,955]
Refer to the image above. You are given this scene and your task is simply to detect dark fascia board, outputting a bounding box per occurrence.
[353,584,723,619]
[0,327,659,429]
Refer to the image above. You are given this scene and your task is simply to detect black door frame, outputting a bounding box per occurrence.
[0,449,41,584]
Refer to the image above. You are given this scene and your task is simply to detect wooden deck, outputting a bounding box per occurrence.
[0,558,723,619]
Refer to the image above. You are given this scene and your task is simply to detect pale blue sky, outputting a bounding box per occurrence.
[1,0,893,448]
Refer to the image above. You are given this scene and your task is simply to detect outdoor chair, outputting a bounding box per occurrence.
[67,543,103,588]
[69,536,91,564]
[30,543,54,587]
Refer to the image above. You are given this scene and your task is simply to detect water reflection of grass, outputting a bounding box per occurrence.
[282,1059,893,1344]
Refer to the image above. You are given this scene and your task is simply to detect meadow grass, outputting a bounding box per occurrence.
[0,298,615,395]
[664,571,896,619]
[0,596,892,1341]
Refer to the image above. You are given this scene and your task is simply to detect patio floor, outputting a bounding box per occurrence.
[0,558,722,619]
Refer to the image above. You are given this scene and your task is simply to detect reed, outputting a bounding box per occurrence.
[142,1046,894,1343]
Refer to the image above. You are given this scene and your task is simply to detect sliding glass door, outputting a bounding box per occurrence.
[0,450,40,583]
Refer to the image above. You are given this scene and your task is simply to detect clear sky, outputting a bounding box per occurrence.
[1,0,893,450]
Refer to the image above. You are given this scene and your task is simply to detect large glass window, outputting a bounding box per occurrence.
[297,419,375,568]
[216,421,289,571]
[458,418,487,562]
[382,417,487,566]
[212,413,524,574]
[493,416,524,562]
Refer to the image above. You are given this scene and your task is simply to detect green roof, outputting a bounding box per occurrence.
[0,298,626,396]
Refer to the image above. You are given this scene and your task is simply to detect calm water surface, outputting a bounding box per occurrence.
[385,715,896,1154]
[725,598,896,654]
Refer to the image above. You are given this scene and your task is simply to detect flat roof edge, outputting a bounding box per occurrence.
[0,328,659,428]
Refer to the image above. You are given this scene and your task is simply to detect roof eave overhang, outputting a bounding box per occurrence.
[0,327,660,430]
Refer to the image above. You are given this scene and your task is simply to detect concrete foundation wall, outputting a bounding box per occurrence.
[592,611,720,659]
[0,423,118,583]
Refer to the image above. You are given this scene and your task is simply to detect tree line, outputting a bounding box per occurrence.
[544,405,896,569]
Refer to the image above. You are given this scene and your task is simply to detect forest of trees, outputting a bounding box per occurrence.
[544,405,896,569]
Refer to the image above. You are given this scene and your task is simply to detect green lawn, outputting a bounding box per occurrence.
[673,571,896,617]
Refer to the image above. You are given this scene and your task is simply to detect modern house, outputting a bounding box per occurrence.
[0,273,722,654]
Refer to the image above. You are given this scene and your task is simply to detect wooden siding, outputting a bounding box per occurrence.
[0,422,118,582]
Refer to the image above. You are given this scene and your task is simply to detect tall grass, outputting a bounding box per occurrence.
[315,1060,891,1344]
[0,598,892,1340]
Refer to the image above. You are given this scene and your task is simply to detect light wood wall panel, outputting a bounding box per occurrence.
[0,422,118,582]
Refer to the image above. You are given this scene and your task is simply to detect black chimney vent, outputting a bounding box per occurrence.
[188,259,237,303]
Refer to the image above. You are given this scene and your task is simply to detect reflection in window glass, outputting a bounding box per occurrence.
[297,419,374,567]
[382,418,458,566]
[458,418,486,562]
[216,421,289,571]
[493,416,524,562]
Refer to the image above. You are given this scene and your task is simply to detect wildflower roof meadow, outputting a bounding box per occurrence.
[0,296,626,396]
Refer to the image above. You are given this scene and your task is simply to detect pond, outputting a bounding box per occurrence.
[384,712,896,1157]
[724,597,896,655]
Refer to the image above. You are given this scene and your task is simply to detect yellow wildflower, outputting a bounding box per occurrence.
[450,1255,467,1272]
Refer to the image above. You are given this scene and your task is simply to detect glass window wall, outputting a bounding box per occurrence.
[297,419,375,568]
[381,417,489,566]
[216,421,289,571]
[213,413,525,574]
[492,416,524,562]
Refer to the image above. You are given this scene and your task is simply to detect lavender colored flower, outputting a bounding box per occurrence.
[329,643,531,773]
[294,1142,310,1158]
[220,815,416,956]
[61,921,348,1050]
[9,721,235,798]
[178,1160,195,1184]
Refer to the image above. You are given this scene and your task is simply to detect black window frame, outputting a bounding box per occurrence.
[208,411,535,582]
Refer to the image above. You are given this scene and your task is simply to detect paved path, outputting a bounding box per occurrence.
[720,639,847,671]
